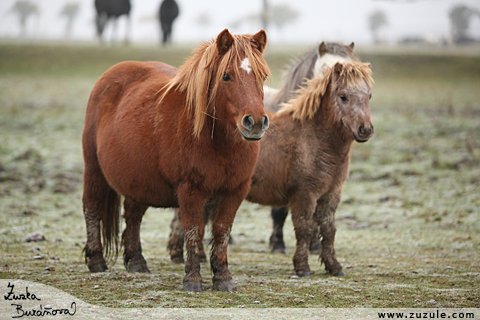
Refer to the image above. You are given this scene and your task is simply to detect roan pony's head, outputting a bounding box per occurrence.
[279,61,374,143]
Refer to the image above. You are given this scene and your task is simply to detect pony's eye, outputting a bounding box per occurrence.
[340,95,347,102]
[223,73,231,82]
[369,94,372,100]
[263,75,269,82]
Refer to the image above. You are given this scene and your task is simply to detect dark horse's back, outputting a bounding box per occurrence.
[83,61,179,208]
[95,0,131,18]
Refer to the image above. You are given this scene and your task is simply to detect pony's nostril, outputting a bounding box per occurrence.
[242,115,254,131]
[358,125,365,136]
[262,115,269,131]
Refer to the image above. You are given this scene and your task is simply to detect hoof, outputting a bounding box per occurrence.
[296,270,311,277]
[213,280,236,292]
[88,262,108,273]
[271,247,287,254]
[183,281,203,292]
[127,257,150,273]
[333,270,345,276]
[199,256,207,263]
[170,256,185,264]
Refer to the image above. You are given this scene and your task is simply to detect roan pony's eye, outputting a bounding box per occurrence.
[340,94,347,102]
[223,73,231,82]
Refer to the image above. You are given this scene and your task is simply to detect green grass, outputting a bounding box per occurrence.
[0,42,479,308]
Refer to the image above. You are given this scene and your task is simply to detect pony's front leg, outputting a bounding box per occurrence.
[290,193,317,277]
[122,198,150,273]
[209,188,248,292]
[315,193,344,276]
[178,186,207,292]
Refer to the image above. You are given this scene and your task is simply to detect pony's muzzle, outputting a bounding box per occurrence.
[355,124,374,142]
[240,115,269,141]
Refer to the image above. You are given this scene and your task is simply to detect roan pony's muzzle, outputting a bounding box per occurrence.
[354,123,374,143]
[240,115,269,141]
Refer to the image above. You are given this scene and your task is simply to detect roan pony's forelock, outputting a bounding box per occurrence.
[278,61,373,121]
[160,34,271,137]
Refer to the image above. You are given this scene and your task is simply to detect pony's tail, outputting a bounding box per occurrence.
[101,188,121,264]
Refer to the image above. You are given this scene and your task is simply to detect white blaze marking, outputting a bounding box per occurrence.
[240,58,252,74]
[313,53,351,77]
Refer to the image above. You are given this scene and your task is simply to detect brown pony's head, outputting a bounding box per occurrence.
[279,61,374,143]
[163,29,271,141]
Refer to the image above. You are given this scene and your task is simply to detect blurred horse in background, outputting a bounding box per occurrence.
[159,0,179,45]
[95,0,131,44]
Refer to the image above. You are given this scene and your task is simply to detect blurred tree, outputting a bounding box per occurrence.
[60,2,80,39]
[368,10,388,44]
[232,3,299,33]
[449,5,480,45]
[10,0,39,37]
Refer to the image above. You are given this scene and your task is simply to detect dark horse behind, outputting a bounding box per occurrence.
[82,29,271,292]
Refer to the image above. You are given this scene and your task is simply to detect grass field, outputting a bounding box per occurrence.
[0,41,479,309]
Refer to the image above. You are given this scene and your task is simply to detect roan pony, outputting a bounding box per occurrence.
[82,29,271,292]
[168,61,374,277]
[168,42,360,262]
[266,41,360,255]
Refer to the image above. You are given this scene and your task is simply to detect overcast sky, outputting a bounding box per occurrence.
[1,0,480,45]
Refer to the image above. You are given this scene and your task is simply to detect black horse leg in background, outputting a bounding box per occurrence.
[270,207,321,254]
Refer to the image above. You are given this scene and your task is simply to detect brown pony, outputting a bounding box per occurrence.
[168,61,374,277]
[82,29,271,292]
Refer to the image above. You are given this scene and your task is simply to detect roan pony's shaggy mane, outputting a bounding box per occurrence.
[161,34,271,137]
[270,42,359,108]
[278,61,373,121]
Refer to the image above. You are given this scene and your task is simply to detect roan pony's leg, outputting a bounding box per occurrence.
[315,193,344,276]
[177,185,207,292]
[122,197,150,273]
[290,193,317,277]
[270,207,322,255]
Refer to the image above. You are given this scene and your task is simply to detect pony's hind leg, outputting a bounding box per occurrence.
[167,209,185,263]
[315,194,344,276]
[83,164,120,273]
[270,207,288,254]
[122,197,150,273]
[309,222,322,255]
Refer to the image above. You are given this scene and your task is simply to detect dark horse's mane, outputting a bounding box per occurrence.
[161,34,271,137]
[269,43,359,108]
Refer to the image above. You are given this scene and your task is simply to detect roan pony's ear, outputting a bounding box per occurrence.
[333,62,343,79]
[349,42,355,50]
[252,30,267,53]
[216,29,234,55]
[318,41,328,57]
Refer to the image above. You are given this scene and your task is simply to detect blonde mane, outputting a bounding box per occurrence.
[278,61,373,121]
[161,34,271,137]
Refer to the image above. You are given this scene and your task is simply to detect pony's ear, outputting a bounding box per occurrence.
[216,29,234,55]
[318,42,328,57]
[349,42,355,50]
[252,30,267,53]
